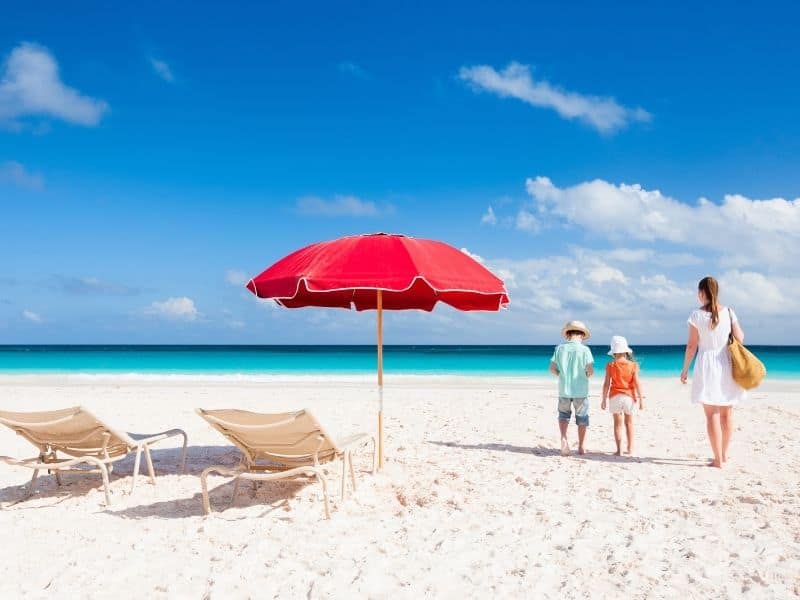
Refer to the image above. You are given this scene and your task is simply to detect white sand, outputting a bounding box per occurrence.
[0,375,798,598]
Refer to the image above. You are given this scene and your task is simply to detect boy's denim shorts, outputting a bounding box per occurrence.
[558,397,589,426]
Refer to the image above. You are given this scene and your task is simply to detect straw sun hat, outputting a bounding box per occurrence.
[607,335,633,356]
[561,320,591,341]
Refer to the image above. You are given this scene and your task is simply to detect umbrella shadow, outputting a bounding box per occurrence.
[427,440,709,466]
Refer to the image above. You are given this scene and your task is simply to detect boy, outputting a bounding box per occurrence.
[549,320,594,455]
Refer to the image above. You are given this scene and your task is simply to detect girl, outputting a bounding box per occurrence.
[680,276,745,468]
[601,336,644,455]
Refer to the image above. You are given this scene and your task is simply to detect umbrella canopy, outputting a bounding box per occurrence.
[246,233,509,468]
[246,233,509,311]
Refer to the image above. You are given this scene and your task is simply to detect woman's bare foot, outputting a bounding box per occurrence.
[578,446,586,455]
[707,459,722,468]
[614,450,621,456]
[560,438,571,456]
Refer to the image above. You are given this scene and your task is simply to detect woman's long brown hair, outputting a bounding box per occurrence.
[698,276,720,329]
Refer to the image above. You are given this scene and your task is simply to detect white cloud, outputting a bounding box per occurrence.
[146,297,199,321]
[22,309,42,323]
[295,195,393,217]
[337,61,367,78]
[527,176,800,271]
[719,270,799,316]
[0,161,44,190]
[586,265,627,285]
[459,62,650,134]
[225,270,248,286]
[460,248,485,264]
[149,58,174,83]
[0,42,109,128]
[515,208,540,234]
[480,206,497,225]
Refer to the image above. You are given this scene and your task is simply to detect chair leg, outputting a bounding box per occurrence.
[143,445,156,484]
[131,446,143,493]
[54,470,63,487]
[341,453,348,500]
[178,431,188,474]
[349,450,357,492]
[316,471,331,519]
[26,469,40,498]
[98,464,111,506]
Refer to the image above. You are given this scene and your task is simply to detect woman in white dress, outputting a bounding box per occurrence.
[680,276,745,468]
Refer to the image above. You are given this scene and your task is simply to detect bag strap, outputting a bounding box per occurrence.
[728,307,735,344]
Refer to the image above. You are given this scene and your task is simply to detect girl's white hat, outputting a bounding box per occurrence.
[608,335,633,356]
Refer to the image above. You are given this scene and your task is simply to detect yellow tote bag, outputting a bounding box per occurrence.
[728,309,766,390]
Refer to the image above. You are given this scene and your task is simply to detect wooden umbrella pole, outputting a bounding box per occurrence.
[377,289,384,469]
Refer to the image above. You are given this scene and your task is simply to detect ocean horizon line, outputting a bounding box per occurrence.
[0,344,797,378]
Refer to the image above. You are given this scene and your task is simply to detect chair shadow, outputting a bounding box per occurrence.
[427,440,709,467]
[0,445,240,509]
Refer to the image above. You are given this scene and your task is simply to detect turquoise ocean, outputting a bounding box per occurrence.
[0,345,797,378]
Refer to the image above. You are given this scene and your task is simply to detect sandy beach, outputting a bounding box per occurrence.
[0,375,798,598]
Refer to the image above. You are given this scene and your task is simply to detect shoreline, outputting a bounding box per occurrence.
[0,372,796,394]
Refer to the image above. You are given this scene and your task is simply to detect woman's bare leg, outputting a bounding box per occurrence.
[703,404,723,468]
[612,414,623,455]
[719,406,733,463]
[624,414,634,455]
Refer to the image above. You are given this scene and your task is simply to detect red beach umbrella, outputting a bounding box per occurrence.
[246,233,509,467]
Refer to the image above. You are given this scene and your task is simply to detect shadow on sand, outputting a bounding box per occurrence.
[0,445,235,509]
[427,440,709,467]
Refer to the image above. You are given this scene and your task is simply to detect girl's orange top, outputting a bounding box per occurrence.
[606,359,638,399]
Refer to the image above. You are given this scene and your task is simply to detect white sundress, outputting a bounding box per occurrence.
[687,307,746,406]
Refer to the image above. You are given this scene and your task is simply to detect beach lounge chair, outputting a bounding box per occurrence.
[0,406,188,505]
[196,408,375,519]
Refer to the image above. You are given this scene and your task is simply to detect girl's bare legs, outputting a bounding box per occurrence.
[719,406,733,463]
[612,414,623,456]
[624,414,634,455]
[703,404,723,468]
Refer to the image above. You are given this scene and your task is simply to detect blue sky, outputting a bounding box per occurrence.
[1,1,799,344]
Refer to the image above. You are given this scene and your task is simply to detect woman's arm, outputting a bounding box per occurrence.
[680,325,699,384]
[732,320,745,344]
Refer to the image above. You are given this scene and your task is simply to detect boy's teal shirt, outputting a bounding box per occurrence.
[551,340,594,398]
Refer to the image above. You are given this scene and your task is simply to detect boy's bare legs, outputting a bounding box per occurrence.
[577,425,587,454]
[612,414,623,455]
[624,414,634,455]
[719,406,733,463]
[559,420,570,455]
[703,404,723,468]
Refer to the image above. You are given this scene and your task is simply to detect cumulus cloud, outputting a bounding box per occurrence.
[22,309,42,323]
[295,195,393,217]
[149,58,174,83]
[146,297,199,321]
[0,42,109,128]
[0,161,44,190]
[526,176,800,271]
[515,208,540,234]
[459,62,650,134]
[460,248,485,264]
[481,206,497,225]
